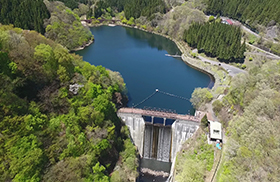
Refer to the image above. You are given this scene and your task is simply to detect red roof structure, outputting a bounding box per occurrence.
[226,19,233,25]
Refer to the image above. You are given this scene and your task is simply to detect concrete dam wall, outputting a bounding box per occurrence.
[118,113,146,156]
[118,112,200,162]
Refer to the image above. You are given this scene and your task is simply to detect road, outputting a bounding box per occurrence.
[206,15,280,44]
[239,21,279,44]
[240,24,260,38]
[244,52,280,59]
[197,55,247,77]
[246,43,280,60]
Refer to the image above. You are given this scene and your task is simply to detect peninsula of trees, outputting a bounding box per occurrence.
[0,0,93,50]
[183,22,246,62]
[44,0,93,50]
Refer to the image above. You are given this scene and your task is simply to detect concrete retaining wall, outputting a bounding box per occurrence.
[171,120,199,161]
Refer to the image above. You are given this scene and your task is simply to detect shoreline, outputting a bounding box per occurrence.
[119,23,231,91]
[83,21,227,91]
[70,39,94,52]
[79,21,229,181]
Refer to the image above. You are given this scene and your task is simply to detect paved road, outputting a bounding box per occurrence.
[246,43,280,60]
[197,55,246,77]
[244,52,280,59]
[240,24,260,38]
[239,22,280,44]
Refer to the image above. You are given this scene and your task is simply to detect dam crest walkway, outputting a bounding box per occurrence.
[118,108,205,123]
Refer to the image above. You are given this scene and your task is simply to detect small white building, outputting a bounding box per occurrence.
[208,120,222,142]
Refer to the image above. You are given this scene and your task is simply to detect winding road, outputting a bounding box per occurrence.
[246,43,280,60]
[197,55,247,77]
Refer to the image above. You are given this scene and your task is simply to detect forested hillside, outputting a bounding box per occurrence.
[0,25,137,181]
[175,129,214,181]
[213,60,280,181]
[0,0,93,50]
[44,0,93,50]
[49,0,88,9]
[94,0,166,19]
[206,0,280,29]
[183,22,246,62]
[0,0,50,34]
[156,2,206,39]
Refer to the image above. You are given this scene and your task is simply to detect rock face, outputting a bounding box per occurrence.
[69,83,84,94]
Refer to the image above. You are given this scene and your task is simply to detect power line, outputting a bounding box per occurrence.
[132,89,190,108]
[132,90,157,108]
[157,90,190,101]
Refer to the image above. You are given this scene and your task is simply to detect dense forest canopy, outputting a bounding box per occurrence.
[49,0,89,9]
[94,0,166,19]
[214,60,280,181]
[183,22,246,62]
[0,25,137,182]
[0,0,50,34]
[44,0,93,50]
[206,0,280,29]
[0,0,93,50]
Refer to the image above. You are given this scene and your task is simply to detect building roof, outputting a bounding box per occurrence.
[226,19,233,25]
[208,120,222,140]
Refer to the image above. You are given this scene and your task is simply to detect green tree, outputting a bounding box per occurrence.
[190,88,213,109]
[201,114,208,128]
[0,0,50,34]
[0,23,132,182]
[127,17,135,25]
[183,22,245,62]
[8,135,45,182]
[92,162,109,182]
[45,2,93,50]
[208,15,215,22]
[206,0,280,28]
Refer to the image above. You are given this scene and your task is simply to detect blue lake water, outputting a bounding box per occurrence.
[76,25,211,114]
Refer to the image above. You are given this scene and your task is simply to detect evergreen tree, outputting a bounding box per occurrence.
[183,22,245,62]
[0,0,50,34]
[206,0,280,29]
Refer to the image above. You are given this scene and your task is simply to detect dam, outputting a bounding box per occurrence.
[76,26,212,181]
[117,108,205,163]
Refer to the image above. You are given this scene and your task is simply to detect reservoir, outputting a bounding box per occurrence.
[77,26,211,181]
[76,26,211,114]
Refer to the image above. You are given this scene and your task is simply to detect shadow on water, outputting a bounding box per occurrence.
[124,27,181,55]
